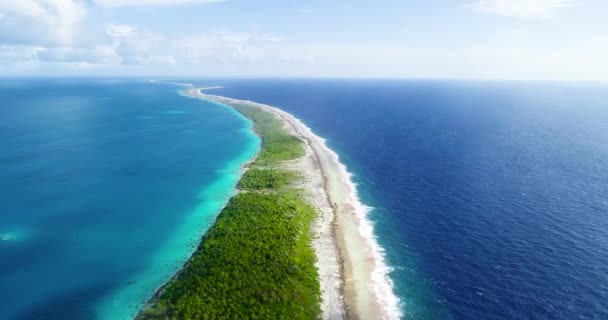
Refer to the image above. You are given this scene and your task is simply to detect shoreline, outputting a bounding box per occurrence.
[131,90,261,318]
[187,88,401,319]
[139,86,323,319]
[110,91,261,320]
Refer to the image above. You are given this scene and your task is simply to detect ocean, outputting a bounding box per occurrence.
[197,79,608,320]
[2,79,608,320]
[0,80,259,319]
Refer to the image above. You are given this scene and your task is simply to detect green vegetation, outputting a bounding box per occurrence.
[238,169,300,190]
[138,100,320,320]
[231,102,305,166]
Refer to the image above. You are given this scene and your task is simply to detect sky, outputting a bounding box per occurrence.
[0,0,607,80]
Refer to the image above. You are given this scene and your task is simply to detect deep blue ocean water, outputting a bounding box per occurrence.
[194,79,608,320]
[0,80,259,319]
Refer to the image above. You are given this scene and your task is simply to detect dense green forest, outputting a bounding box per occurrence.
[230,102,305,166]
[138,100,321,319]
[238,169,300,190]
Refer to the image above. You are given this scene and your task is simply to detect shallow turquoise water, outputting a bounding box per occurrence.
[0,80,259,319]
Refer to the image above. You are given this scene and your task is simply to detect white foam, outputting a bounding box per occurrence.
[299,117,403,320]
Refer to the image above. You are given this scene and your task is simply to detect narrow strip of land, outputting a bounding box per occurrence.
[138,88,330,319]
[139,87,391,319]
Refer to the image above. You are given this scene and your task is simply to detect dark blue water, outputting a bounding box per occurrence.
[195,79,608,319]
[0,80,258,319]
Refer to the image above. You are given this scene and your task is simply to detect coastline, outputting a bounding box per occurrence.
[139,86,322,319]
[187,88,401,319]
[97,87,261,320]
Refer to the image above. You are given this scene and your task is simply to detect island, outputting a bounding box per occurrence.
[138,87,397,319]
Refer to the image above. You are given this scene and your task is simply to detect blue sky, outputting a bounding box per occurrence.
[1,0,607,80]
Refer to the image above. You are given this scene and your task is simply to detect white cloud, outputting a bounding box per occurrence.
[0,44,42,64]
[261,34,287,42]
[104,24,135,38]
[95,0,225,8]
[467,0,580,18]
[170,30,288,66]
[100,24,172,65]
[3,24,608,81]
[157,29,608,81]
[5,34,608,81]
[0,2,604,82]
[36,45,121,64]
[0,0,86,45]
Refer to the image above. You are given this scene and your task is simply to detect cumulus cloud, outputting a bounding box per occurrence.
[36,45,121,64]
[170,30,290,67]
[0,44,42,64]
[102,24,176,64]
[104,24,135,38]
[0,0,86,45]
[0,0,604,80]
[467,0,580,18]
[95,0,225,8]
[2,21,607,81]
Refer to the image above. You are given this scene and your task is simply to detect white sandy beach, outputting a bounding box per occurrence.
[185,88,401,320]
